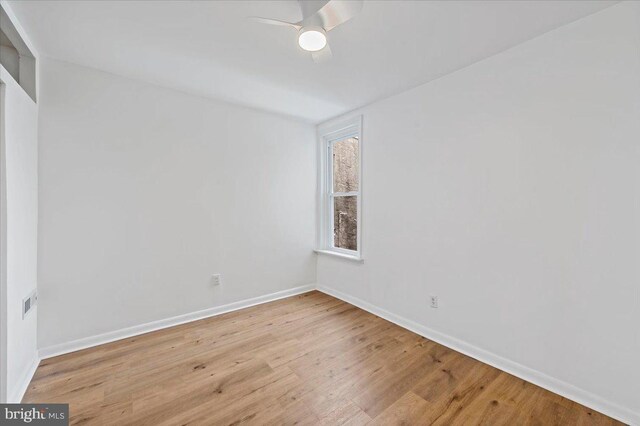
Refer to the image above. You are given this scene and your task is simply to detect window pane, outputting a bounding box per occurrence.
[333,137,359,193]
[334,196,357,251]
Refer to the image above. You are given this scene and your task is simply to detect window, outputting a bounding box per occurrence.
[318,116,362,260]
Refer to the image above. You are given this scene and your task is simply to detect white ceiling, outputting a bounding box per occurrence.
[8,0,617,123]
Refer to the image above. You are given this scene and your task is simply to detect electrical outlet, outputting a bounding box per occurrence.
[430,295,438,308]
[211,274,222,286]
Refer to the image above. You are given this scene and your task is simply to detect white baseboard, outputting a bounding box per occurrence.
[316,285,639,426]
[8,355,39,403]
[39,284,315,360]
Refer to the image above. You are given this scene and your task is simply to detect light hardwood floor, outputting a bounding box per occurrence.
[24,291,621,425]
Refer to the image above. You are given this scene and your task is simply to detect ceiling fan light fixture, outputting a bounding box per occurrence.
[298,27,327,52]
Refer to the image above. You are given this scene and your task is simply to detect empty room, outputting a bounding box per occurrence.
[1,0,638,424]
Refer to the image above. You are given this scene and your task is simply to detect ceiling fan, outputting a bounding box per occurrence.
[251,0,363,62]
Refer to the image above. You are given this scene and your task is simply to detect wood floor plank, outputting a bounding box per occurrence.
[23,291,622,425]
[318,400,371,425]
[368,391,433,426]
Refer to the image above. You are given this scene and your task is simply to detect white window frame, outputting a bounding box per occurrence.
[316,115,363,261]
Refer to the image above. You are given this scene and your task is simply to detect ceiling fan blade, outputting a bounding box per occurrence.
[249,16,301,30]
[311,44,332,63]
[298,0,331,20]
[306,0,363,31]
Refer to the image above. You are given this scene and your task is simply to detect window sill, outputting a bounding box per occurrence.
[314,249,364,263]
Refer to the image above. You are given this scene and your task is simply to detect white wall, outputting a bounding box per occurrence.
[37,59,316,349]
[1,65,39,402]
[0,45,19,81]
[317,2,640,423]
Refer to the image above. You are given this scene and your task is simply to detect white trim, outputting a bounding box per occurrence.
[314,249,364,262]
[0,81,7,403]
[7,355,39,403]
[318,115,363,258]
[39,284,315,360]
[316,285,640,426]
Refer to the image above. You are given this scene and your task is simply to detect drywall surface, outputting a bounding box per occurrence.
[37,59,316,349]
[317,2,640,422]
[1,65,38,402]
[0,45,19,81]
